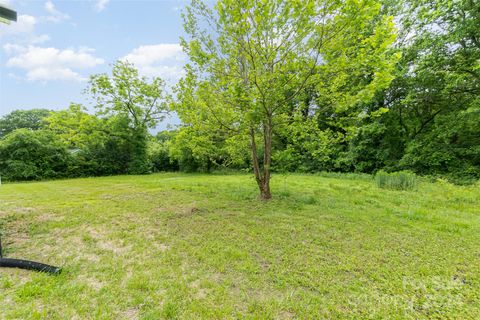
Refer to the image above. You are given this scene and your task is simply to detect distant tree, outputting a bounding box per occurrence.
[87,60,169,130]
[176,0,398,199]
[0,129,71,181]
[45,103,105,149]
[0,109,51,138]
[86,61,170,173]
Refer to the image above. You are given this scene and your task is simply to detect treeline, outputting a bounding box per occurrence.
[0,105,232,180]
[0,0,479,185]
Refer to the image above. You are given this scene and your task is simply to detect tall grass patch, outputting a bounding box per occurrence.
[375,170,418,191]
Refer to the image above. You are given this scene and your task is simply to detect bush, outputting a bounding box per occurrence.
[375,170,417,191]
[0,129,72,181]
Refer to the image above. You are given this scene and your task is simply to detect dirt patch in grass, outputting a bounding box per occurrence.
[120,308,140,320]
[87,227,132,255]
[77,274,106,291]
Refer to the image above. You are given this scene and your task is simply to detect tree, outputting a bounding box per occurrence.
[86,60,170,173]
[340,0,480,181]
[0,109,51,138]
[87,60,169,130]
[176,0,398,199]
[45,103,105,149]
[400,109,480,184]
[0,129,71,181]
[391,0,478,136]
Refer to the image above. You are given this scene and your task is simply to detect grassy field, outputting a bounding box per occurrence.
[0,173,479,319]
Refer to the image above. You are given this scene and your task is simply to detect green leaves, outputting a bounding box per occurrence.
[176,0,399,196]
[0,129,71,181]
[0,109,51,138]
[86,60,169,130]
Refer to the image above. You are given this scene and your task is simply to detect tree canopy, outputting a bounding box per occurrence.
[0,109,51,138]
[176,0,399,199]
[87,60,169,131]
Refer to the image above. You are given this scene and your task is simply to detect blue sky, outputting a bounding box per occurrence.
[0,0,192,127]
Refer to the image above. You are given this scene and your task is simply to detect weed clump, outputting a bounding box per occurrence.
[375,170,418,191]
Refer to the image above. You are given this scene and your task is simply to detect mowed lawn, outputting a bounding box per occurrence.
[0,173,479,319]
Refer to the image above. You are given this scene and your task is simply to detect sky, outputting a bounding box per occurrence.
[0,0,192,128]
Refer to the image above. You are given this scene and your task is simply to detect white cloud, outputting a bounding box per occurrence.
[44,1,70,23]
[3,43,24,54]
[0,15,37,36]
[122,44,185,81]
[5,46,104,81]
[94,0,110,12]
[27,67,82,81]
[45,1,56,13]
[123,44,183,65]
[0,14,50,46]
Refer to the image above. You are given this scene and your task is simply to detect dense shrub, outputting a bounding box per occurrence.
[47,107,153,176]
[375,170,418,191]
[168,128,224,173]
[0,129,72,181]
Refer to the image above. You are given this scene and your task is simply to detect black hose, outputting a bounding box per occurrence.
[0,231,61,274]
[0,258,61,274]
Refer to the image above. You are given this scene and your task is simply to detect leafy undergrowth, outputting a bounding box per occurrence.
[0,173,479,319]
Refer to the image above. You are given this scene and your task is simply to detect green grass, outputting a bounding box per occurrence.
[0,173,479,319]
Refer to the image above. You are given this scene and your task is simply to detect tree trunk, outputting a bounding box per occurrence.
[249,125,272,200]
[259,178,272,200]
[262,119,272,200]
